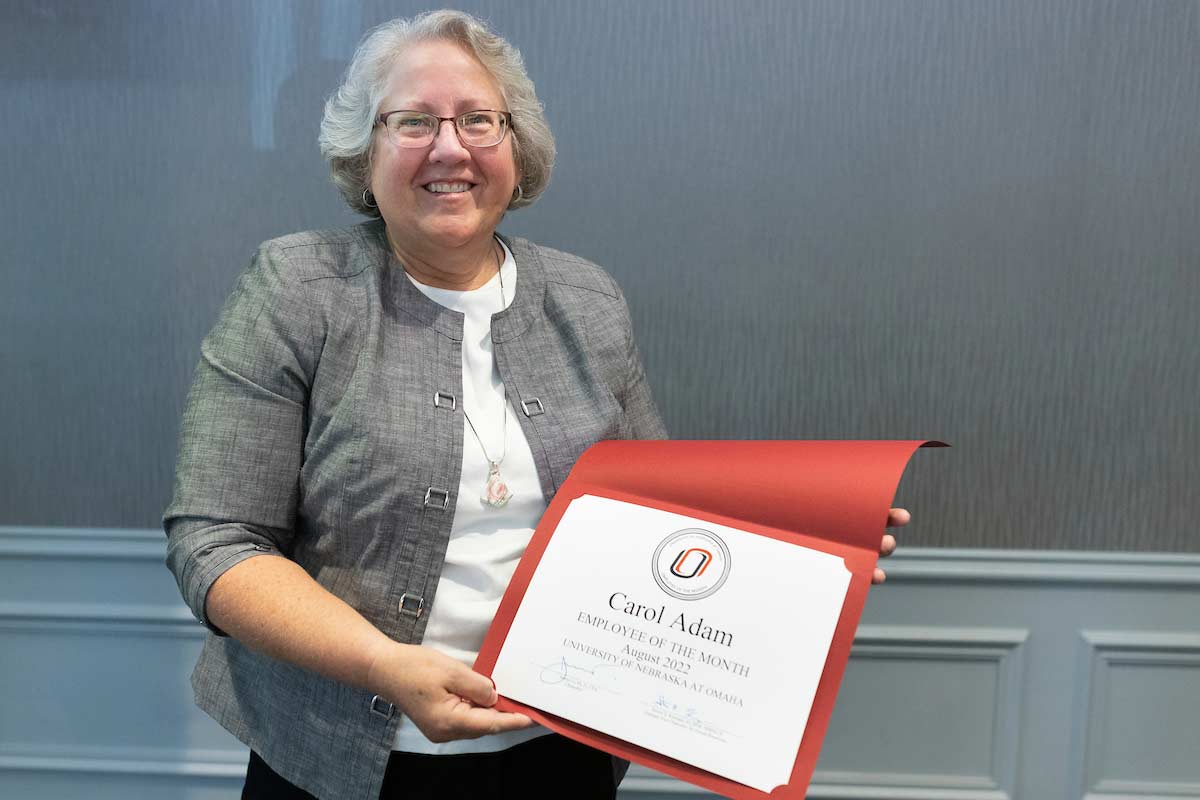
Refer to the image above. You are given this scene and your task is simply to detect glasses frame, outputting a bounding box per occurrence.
[375,109,513,149]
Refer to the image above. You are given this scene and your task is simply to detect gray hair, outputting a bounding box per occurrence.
[319,9,555,217]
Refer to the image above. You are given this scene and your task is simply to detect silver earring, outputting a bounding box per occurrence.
[511,184,524,204]
[363,188,377,209]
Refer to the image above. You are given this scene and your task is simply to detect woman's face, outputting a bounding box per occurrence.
[370,40,519,257]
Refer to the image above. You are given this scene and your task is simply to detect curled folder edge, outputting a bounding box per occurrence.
[477,439,946,799]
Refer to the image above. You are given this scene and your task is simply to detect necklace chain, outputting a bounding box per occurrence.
[460,240,513,508]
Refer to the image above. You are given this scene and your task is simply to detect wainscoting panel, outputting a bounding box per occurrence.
[815,626,1026,798]
[2,528,1198,800]
[0,527,246,800]
[1077,631,1200,800]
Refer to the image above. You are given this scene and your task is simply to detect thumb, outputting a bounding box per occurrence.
[446,666,498,707]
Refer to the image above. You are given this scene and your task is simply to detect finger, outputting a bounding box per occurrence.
[421,703,532,743]
[453,705,534,738]
[482,709,534,735]
[872,567,887,584]
[886,508,911,528]
[879,533,897,557]
[445,667,499,707]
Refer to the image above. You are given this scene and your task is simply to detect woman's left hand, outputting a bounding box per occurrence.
[873,508,910,584]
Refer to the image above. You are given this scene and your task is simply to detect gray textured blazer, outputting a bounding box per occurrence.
[163,220,667,799]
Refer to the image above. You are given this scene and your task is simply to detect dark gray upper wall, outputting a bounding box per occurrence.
[1,0,1196,550]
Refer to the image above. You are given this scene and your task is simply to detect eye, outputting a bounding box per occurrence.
[389,113,434,133]
[459,111,495,130]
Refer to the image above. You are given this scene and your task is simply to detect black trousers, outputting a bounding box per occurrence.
[242,734,617,799]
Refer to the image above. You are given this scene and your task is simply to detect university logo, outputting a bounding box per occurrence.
[670,547,711,579]
[652,528,730,601]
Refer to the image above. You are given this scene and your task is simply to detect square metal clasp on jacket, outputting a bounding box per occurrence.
[423,487,449,509]
[369,695,395,719]
[398,593,424,618]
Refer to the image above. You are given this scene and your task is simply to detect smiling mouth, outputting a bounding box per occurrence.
[424,182,473,194]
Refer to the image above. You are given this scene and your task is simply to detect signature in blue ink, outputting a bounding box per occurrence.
[539,657,617,685]
[654,696,702,723]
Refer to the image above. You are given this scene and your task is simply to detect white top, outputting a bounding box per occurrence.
[393,240,552,753]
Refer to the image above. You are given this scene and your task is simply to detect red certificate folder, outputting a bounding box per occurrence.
[476,440,942,799]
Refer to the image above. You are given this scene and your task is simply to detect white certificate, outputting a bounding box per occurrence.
[491,494,852,792]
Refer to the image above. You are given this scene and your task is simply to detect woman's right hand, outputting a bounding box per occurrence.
[366,641,533,743]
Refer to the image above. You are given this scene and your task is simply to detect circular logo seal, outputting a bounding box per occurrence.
[652,528,731,601]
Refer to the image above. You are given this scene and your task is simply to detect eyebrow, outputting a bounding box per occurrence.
[384,98,503,113]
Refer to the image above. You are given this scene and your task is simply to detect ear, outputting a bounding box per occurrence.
[511,165,525,205]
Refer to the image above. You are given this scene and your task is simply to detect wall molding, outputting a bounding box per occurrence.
[4,526,1198,583]
[0,603,203,637]
[1086,780,1200,800]
[0,527,164,560]
[1076,630,1200,799]
[853,624,1030,648]
[884,549,1200,586]
[4,527,1199,798]
[0,601,195,625]
[0,745,246,778]
[815,625,1026,800]
[1081,630,1200,654]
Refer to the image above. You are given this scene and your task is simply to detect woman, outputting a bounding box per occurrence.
[164,10,906,799]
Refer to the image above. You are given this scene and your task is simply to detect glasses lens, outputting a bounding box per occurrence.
[382,111,508,147]
[387,112,437,146]
[456,111,506,147]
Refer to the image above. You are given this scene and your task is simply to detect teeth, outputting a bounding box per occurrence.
[426,182,471,193]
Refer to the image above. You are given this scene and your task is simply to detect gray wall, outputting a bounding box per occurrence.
[2,0,1197,551]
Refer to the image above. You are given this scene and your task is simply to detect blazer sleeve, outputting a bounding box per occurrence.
[613,283,669,441]
[162,240,320,634]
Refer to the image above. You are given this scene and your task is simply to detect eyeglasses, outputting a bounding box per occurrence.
[375,109,512,148]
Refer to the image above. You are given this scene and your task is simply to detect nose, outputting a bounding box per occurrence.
[428,118,470,163]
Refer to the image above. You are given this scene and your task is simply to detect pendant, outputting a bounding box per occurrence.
[482,461,513,508]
